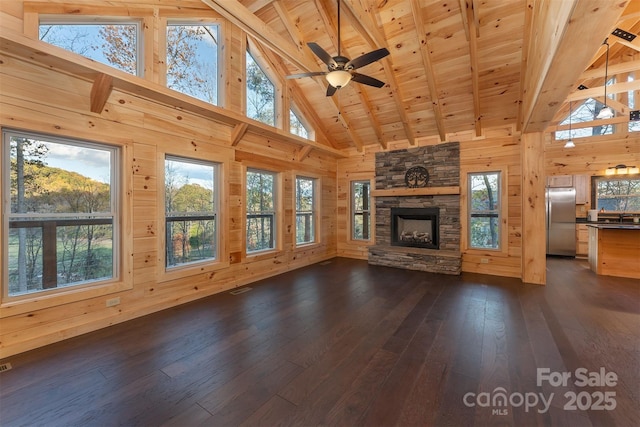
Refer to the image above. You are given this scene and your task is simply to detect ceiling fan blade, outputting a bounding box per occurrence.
[346,47,390,70]
[351,72,386,88]
[326,85,337,96]
[286,71,327,79]
[308,42,338,68]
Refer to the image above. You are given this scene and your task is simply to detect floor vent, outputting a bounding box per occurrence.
[229,287,252,295]
[319,260,332,266]
[0,363,12,373]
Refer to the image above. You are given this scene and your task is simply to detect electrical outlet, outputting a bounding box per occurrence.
[480,258,489,264]
[106,297,121,307]
[580,206,586,212]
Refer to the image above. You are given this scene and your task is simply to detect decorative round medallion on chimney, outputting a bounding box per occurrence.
[405,166,429,188]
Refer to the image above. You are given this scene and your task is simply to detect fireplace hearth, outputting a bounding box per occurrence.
[391,207,439,249]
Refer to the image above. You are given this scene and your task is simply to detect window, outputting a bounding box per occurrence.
[555,78,616,141]
[39,21,141,76]
[468,172,501,249]
[246,169,276,253]
[165,156,218,268]
[295,176,316,245]
[592,176,640,212]
[628,75,640,133]
[3,130,118,298]
[246,51,275,126]
[290,110,309,139]
[166,23,219,105]
[351,180,371,240]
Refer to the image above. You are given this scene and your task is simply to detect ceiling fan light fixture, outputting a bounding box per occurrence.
[326,70,352,88]
[564,140,575,148]
[596,106,614,119]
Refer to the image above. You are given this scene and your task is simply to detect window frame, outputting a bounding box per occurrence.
[245,42,280,128]
[295,175,318,247]
[289,105,314,140]
[163,154,220,272]
[38,17,144,77]
[164,20,222,106]
[351,180,371,241]
[246,168,278,254]
[591,175,640,212]
[467,170,504,251]
[1,128,131,306]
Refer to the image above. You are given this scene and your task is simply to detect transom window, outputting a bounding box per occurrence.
[164,156,218,268]
[39,20,142,76]
[246,51,275,126]
[351,180,371,240]
[166,23,219,105]
[295,176,316,245]
[3,129,118,298]
[246,169,277,253]
[468,171,501,250]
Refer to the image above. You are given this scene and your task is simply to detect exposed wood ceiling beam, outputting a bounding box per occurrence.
[271,1,300,50]
[566,80,640,102]
[549,115,626,132]
[201,0,317,73]
[343,0,416,145]
[579,59,640,80]
[242,0,274,14]
[551,96,630,126]
[460,0,482,137]
[411,1,445,141]
[614,37,640,53]
[516,0,534,132]
[521,0,630,133]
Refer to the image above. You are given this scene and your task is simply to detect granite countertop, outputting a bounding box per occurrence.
[586,223,640,230]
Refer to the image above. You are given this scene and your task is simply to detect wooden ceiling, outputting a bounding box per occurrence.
[204,0,638,151]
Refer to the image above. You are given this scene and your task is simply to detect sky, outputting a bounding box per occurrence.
[38,140,112,183]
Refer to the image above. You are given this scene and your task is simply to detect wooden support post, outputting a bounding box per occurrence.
[521,132,546,285]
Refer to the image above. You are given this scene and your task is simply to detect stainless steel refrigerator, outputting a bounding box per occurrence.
[546,187,576,256]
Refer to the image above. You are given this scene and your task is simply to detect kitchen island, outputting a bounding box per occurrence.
[587,224,640,279]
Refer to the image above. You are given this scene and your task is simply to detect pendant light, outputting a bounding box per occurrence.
[564,101,575,148]
[596,39,614,120]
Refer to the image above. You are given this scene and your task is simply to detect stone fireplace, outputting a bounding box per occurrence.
[391,207,439,249]
[368,142,461,275]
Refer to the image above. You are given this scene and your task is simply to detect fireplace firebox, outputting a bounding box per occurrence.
[391,207,439,249]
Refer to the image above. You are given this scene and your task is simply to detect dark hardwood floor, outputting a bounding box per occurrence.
[1,257,639,427]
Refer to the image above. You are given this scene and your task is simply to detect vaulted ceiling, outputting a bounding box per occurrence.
[204,0,638,151]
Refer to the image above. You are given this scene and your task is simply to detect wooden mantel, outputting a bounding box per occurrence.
[370,186,460,197]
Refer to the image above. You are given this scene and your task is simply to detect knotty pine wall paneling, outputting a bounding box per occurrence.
[336,151,376,259]
[0,14,337,358]
[545,134,640,176]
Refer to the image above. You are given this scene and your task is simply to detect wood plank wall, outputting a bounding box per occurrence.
[0,1,337,358]
[2,0,639,357]
[545,133,640,176]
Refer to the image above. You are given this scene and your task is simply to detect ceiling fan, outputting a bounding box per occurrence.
[286,0,390,96]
